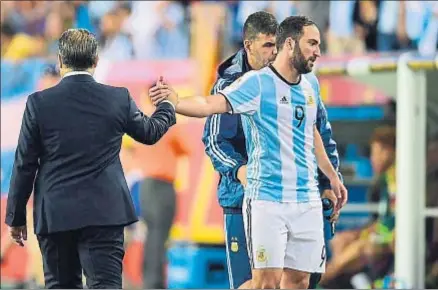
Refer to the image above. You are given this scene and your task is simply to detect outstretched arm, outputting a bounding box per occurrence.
[149,72,261,118]
[149,84,230,118]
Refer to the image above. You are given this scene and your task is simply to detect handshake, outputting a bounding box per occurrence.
[148,76,179,107]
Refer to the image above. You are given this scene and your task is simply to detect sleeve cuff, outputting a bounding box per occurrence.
[232,166,240,182]
[217,92,234,114]
[160,100,175,111]
[232,163,246,182]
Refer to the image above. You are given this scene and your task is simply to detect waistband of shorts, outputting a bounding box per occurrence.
[223,207,242,215]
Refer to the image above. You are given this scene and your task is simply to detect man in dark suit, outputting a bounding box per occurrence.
[4,28,177,289]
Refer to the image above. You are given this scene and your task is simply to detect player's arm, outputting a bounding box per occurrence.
[149,72,261,118]
[314,126,348,209]
[180,94,231,117]
[314,126,338,181]
[315,95,343,190]
[202,79,247,184]
[148,84,229,117]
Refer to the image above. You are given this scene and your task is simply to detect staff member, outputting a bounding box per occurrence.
[4,28,177,289]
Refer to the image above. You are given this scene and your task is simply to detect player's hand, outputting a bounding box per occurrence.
[149,76,179,107]
[329,177,348,211]
[237,165,247,188]
[321,189,340,222]
[9,226,27,247]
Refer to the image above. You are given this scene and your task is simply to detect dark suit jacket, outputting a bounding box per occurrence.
[5,73,176,234]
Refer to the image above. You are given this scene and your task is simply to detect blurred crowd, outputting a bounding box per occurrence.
[1,0,438,63]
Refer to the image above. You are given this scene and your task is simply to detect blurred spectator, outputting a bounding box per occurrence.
[2,1,48,36]
[418,1,438,56]
[1,23,15,57]
[396,1,437,52]
[237,1,296,28]
[52,1,76,30]
[123,1,189,60]
[72,1,96,33]
[223,0,242,52]
[231,0,296,54]
[1,0,434,62]
[377,1,401,52]
[99,10,134,61]
[1,1,15,24]
[296,1,330,53]
[133,87,192,289]
[1,22,46,61]
[327,0,365,56]
[44,11,65,58]
[154,1,190,59]
[321,126,397,288]
[354,0,379,52]
[377,0,437,55]
[88,0,119,31]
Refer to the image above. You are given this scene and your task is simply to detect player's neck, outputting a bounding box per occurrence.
[271,57,300,84]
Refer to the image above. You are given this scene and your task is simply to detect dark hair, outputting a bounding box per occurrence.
[1,22,15,37]
[276,16,316,51]
[243,11,278,41]
[370,126,396,149]
[58,29,98,71]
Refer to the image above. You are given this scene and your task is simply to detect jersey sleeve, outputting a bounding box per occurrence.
[218,71,261,115]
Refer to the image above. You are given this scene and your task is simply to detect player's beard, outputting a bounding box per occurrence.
[291,42,315,74]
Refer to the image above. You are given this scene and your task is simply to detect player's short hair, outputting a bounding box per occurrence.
[58,28,98,71]
[276,16,316,51]
[370,126,396,149]
[243,11,278,41]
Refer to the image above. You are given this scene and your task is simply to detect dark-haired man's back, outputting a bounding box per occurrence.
[5,72,176,288]
[5,27,177,289]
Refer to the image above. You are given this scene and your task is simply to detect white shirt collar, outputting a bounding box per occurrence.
[63,71,93,78]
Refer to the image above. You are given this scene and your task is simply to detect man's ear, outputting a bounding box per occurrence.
[287,37,295,52]
[58,54,63,69]
[243,39,252,54]
[93,55,99,68]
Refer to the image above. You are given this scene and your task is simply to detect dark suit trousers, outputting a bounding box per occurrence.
[37,225,125,289]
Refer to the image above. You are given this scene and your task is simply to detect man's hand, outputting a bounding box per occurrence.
[149,76,179,107]
[321,189,340,222]
[329,177,348,211]
[237,165,247,187]
[9,226,27,247]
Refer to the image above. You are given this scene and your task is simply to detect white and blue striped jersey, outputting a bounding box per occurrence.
[219,65,322,203]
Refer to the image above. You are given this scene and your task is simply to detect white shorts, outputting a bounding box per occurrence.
[242,197,326,273]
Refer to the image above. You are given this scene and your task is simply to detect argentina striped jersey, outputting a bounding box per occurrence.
[219,65,321,203]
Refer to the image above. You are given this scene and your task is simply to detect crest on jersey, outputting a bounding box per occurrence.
[231,241,239,252]
[228,76,243,90]
[307,95,315,106]
[230,237,239,252]
[256,247,267,262]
